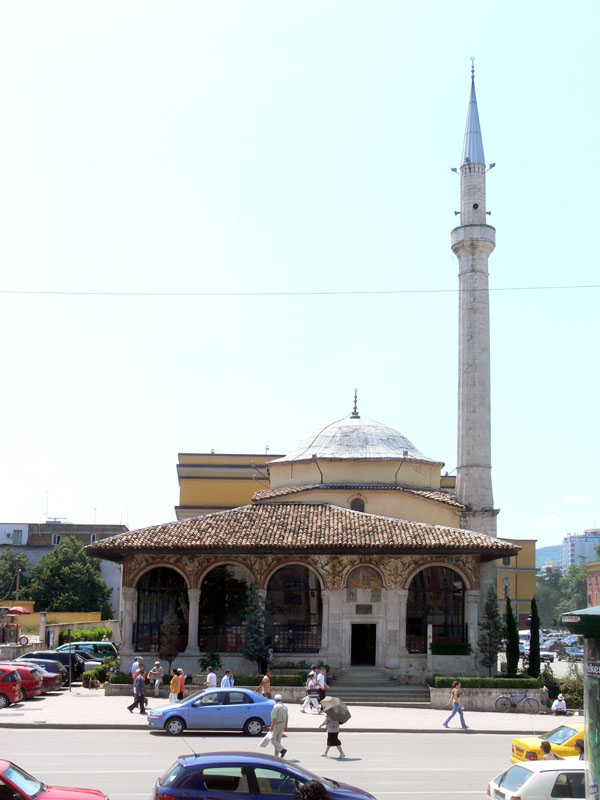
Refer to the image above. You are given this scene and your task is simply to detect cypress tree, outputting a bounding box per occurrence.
[528,597,541,677]
[241,581,269,671]
[478,585,505,677]
[505,596,520,676]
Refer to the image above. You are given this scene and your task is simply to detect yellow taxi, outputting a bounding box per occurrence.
[511,721,584,763]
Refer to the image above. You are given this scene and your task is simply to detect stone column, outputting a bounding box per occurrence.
[385,589,400,668]
[320,590,330,652]
[465,590,479,652]
[120,587,137,655]
[185,588,201,654]
[328,590,344,668]
[398,589,409,655]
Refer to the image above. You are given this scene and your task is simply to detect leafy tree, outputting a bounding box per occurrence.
[478,585,505,677]
[28,537,113,617]
[505,597,520,676]
[0,550,31,600]
[159,614,181,673]
[528,598,541,677]
[535,568,562,627]
[560,564,587,615]
[241,581,269,671]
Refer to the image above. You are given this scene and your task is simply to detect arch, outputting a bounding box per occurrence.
[266,564,322,654]
[133,561,191,590]
[345,564,384,589]
[197,563,252,652]
[263,560,325,592]
[134,566,189,652]
[197,559,255,589]
[406,565,466,654]
[402,560,474,591]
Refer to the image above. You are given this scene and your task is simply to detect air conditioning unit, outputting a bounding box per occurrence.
[6,533,12,538]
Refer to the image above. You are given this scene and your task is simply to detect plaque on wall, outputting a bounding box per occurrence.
[356,604,373,615]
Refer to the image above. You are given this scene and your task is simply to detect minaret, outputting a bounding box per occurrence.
[451,66,498,540]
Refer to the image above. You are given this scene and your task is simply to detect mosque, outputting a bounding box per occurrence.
[88,72,518,681]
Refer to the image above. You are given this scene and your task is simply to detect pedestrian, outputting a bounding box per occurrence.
[552,693,567,716]
[269,693,288,758]
[204,666,217,688]
[316,667,329,706]
[101,635,109,642]
[443,680,468,729]
[177,668,185,701]
[127,669,147,714]
[300,672,322,714]
[574,739,584,760]
[169,668,179,703]
[148,661,164,698]
[129,656,142,677]
[256,669,272,699]
[540,685,549,713]
[541,740,563,760]
[221,669,234,688]
[319,715,345,759]
[296,781,332,800]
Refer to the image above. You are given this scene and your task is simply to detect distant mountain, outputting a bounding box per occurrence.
[536,544,561,569]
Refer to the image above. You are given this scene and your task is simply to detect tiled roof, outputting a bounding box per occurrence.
[85,503,516,562]
[252,484,466,509]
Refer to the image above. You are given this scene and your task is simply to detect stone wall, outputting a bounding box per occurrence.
[430,687,543,712]
[104,683,305,703]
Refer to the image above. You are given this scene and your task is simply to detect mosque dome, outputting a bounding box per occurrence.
[269,413,434,465]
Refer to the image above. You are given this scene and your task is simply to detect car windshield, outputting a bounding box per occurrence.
[3,763,47,798]
[282,763,337,789]
[159,762,185,787]
[543,727,580,746]
[496,765,534,792]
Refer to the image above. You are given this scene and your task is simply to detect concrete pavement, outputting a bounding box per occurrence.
[0,686,582,733]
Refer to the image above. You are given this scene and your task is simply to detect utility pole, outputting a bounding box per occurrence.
[15,567,21,601]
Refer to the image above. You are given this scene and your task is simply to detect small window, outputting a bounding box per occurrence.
[51,534,61,546]
[202,767,250,794]
[90,534,97,543]
[12,530,22,545]
[551,772,586,799]
[502,556,511,566]
[227,691,252,705]
[253,768,302,796]
[194,692,222,706]
[1,670,20,683]
[350,498,365,512]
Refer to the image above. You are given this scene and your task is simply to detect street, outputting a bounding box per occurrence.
[1,729,517,800]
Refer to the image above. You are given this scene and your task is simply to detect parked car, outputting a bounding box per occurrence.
[13,661,62,692]
[14,659,68,686]
[489,760,586,800]
[153,752,375,800]
[3,664,43,699]
[539,650,555,662]
[16,650,86,680]
[565,647,584,661]
[511,721,585,762]
[56,641,118,659]
[0,759,108,800]
[147,688,275,736]
[0,666,22,708]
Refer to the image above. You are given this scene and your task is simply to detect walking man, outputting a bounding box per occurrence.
[148,661,164,698]
[221,669,234,688]
[204,666,217,688]
[127,669,147,714]
[256,669,272,699]
[316,667,329,706]
[270,693,288,758]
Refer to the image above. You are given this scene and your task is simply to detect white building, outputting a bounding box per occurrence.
[561,529,600,574]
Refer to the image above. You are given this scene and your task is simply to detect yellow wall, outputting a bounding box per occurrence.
[9,611,102,633]
[496,539,537,624]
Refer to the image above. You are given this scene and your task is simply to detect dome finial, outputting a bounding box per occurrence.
[351,388,360,419]
[471,55,475,81]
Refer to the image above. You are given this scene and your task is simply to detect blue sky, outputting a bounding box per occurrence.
[0,1,598,547]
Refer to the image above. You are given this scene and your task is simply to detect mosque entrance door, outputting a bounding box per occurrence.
[351,624,376,665]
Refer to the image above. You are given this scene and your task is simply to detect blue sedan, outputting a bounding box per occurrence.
[147,689,274,736]
[153,752,375,800]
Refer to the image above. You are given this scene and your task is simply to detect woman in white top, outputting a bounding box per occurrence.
[300,672,322,713]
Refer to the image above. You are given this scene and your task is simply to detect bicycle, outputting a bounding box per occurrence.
[495,690,539,713]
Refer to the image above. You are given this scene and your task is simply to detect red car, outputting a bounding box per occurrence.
[0,761,107,800]
[3,665,43,699]
[0,666,22,708]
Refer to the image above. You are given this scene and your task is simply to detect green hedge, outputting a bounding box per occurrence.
[430,643,472,656]
[59,627,114,645]
[236,674,303,687]
[109,671,132,685]
[433,676,539,688]
[563,694,583,709]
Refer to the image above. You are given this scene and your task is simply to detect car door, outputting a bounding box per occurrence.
[251,766,303,800]
[187,691,226,729]
[200,766,257,800]
[550,771,586,799]
[224,691,256,727]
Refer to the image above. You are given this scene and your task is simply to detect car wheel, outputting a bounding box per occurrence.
[243,717,264,737]
[0,695,10,709]
[164,717,186,736]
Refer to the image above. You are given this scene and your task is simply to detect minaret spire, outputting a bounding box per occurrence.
[451,66,497,540]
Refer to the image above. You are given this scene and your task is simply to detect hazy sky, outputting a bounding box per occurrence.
[1,1,598,548]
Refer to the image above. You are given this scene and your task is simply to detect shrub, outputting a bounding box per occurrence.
[563,694,583,709]
[82,663,110,688]
[433,676,538,688]
[430,642,472,656]
[198,650,223,672]
[59,627,114,645]
[109,671,132,684]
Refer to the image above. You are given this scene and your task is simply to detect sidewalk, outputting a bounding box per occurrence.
[0,687,580,733]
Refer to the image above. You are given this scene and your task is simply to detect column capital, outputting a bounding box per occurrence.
[187,588,201,601]
[464,589,480,602]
